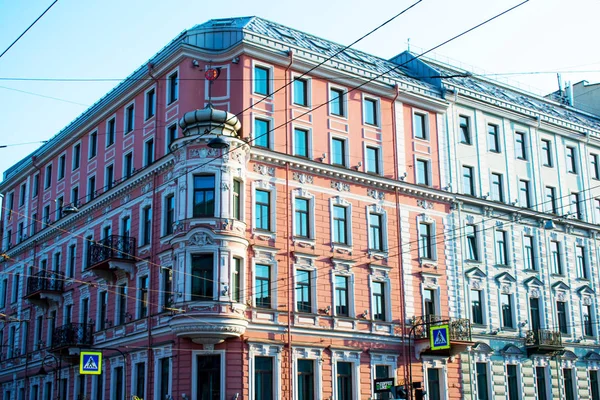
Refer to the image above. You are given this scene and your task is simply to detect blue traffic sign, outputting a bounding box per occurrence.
[430,325,451,350]
[80,351,102,375]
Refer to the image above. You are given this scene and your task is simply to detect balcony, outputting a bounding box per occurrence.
[412,315,474,357]
[24,271,64,308]
[86,235,136,280]
[525,329,563,355]
[169,301,248,345]
[51,323,94,354]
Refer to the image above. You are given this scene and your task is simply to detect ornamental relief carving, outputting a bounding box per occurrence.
[253,164,275,176]
[368,189,385,200]
[331,181,350,192]
[530,288,540,298]
[417,199,433,209]
[188,232,214,246]
[293,172,314,184]
[190,148,219,159]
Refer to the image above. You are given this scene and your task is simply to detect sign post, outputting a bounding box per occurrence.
[80,351,102,375]
[430,324,451,350]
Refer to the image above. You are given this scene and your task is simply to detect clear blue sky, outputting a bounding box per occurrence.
[1,0,599,182]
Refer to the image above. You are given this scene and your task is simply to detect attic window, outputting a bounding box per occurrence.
[211,19,235,27]
[344,50,374,65]
[272,26,296,41]
[308,38,330,50]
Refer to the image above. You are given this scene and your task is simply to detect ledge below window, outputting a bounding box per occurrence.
[331,243,353,255]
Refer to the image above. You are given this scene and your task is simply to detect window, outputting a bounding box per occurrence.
[334,276,349,317]
[254,65,270,96]
[116,284,126,325]
[255,264,271,308]
[164,194,175,235]
[113,366,124,400]
[191,254,213,301]
[418,222,432,259]
[465,225,480,261]
[576,246,588,279]
[105,164,114,190]
[471,289,483,324]
[32,174,39,198]
[145,88,155,119]
[193,176,215,217]
[591,371,600,400]
[416,159,430,186]
[157,358,171,400]
[44,164,52,189]
[539,140,552,167]
[293,77,308,106]
[255,356,273,399]
[331,138,346,166]
[518,180,531,208]
[254,118,270,148]
[529,297,541,331]
[427,368,441,400]
[144,139,154,166]
[366,146,380,174]
[296,270,312,313]
[506,365,520,400]
[89,131,97,159]
[423,288,436,319]
[232,258,241,302]
[523,235,536,270]
[459,115,472,145]
[515,132,527,160]
[368,213,383,251]
[141,206,152,246]
[294,198,310,238]
[58,155,66,180]
[125,104,135,134]
[557,301,568,334]
[56,196,64,220]
[0,279,6,308]
[463,166,475,195]
[591,154,600,179]
[138,276,148,317]
[168,71,179,103]
[124,153,133,179]
[17,222,23,243]
[68,244,76,278]
[330,87,345,116]
[566,146,577,173]
[121,216,131,238]
[161,267,173,309]
[332,205,348,244]
[495,230,508,265]
[71,186,79,207]
[491,173,504,202]
[88,175,96,202]
[31,212,37,236]
[487,124,500,152]
[294,128,309,158]
[563,368,575,400]
[336,362,353,400]
[98,291,107,330]
[545,186,557,214]
[34,315,43,350]
[476,363,489,400]
[584,304,594,337]
[94,375,103,400]
[232,180,241,220]
[297,359,315,399]
[255,189,271,231]
[106,118,116,147]
[43,205,50,228]
[413,113,427,139]
[134,362,145,400]
[166,124,177,151]
[535,368,548,400]
[196,355,220,400]
[364,98,378,126]
[372,281,386,321]
[11,273,20,303]
[501,294,514,329]
[570,192,582,219]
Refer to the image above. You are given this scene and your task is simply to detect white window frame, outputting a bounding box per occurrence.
[104,163,114,191]
[185,250,218,303]
[414,157,432,186]
[87,174,96,202]
[362,94,380,127]
[130,352,148,400]
[291,124,313,159]
[44,163,53,190]
[191,350,225,400]
[329,196,353,249]
[490,171,505,202]
[291,73,311,108]
[366,205,388,253]
[251,61,274,98]
[187,172,220,220]
[293,260,318,314]
[421,274,441,317]
[416,214,437,261]
[331,260,356,318]
[166,67,180,105]
[292,188,316,241]
[251,247,278,309]
[248,343,282,400]
[580,295,596,337]
[251,113,275,150]
[124,100,135,135]
[138,201,153,248]
[412,109,430,140]
[369,265,392,322]
[468,282,487,326]
[363,143,382,175]
[88,130,98,160]
[144,85,157,121]
[329,134,349,167]
[251,181,277,236]
[105,114,117,148]
[472,355,493,400]
[504,362,523,400]
[331,350,361,400]
[165,122,178,152]
[369,353,398,398]
[160,188,176,237]
[422,358,449,400]
[144,137,155,167]
[292,347,323,400]
[136,274,149,319]
[57,153,66,181]
[123,151,134,179]
[114,280,127,325]
[110,358,125,400]
[533,363,551,400]
[498,289,516,331]
[328,83,348,118]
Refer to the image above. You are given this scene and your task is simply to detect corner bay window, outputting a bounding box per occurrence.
[191,254,214,301]
[193,175,215,217]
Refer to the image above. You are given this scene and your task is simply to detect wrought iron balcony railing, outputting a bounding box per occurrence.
[525,329,563,347]
[412,315,472,342]
[51,323,94,349]
[26,270,64,296]
[87,235,136,267]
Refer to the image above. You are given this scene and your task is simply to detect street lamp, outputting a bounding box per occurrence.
[38,354,61,400]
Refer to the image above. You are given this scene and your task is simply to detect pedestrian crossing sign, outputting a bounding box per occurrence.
[430,325,451,350]
[80,351,102,375]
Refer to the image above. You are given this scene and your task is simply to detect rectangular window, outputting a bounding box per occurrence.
[515,132,527,160]
[134,362,145,400]
[566,146,577,173]
[416,159,430,186]
[254,66,269,96]
[541,139,553,167]
[463,166,475,195]
[364,98,378,126]
[141,206,152,246]
[293,78,308,106]
[255,189,271,231]
[413,113,427,139]
[88,176,96,202]
[294,198,310,238]
[563,368,575,400]
[191,254,213,301]
[491,173,504,202]
[56,196,64,220]
[43,205,50,228]
[576,246,588,279]
[334,275,349,317]
[33,174,39,198]
[330,87,345,116]
[294,128,309,158]
[523,235,536,270]
[168,71,179,104]
[98,291,107,330]
[68,244,76,278]
[232,258,241,302]
[95,375,103,400]
[159,358,170,400]
[193,175,215,218]
[487,124,500,152]
[19,184,25,206]
[584,304,594,337]
[530,297,541,330]
[255,356,273,399]
[196,356,221,400]
[164,195,175,235]
[465,225,479,261]
[31,212,37,236]
[592,371,600,400]
[570,192,582,219]
[418,222,432,259]
[372,281,386,321]
[506,365,519,400]
[536,367,548,400]
[44,164,52,189]
[125,104,135,134]
[424,288,436,318]
[71,186,79,208]
[105,164,114,190]
[366,146,380,174]
[145,88,155,119]
[17,222,23,243]
[116,284,126,325]
[471,289,483,325]
[254,118,270,148]
[331,138,346,166]
[337,362,353,400]
[557,301,568,334]
[72,143,81,171]
[106,118,116,147]
[545,186,557,214]
[459,115,471,145]
[144,139,154,167]
[519,180,531,208]
[11,273,20,303]
[162,267,173,309]
[124,153,133,179]
[427,368,441,400]
[58,155,66,180]
[0,279,6,308]
[296,270,312,313]
[255,264,271,308]
[113,366,124,400]
[167,124,177,151]
[332,205,348,244]
[138,276,148,317]
[89,131,97,159]
[368,213,383,251]
[501,294,514,329]
[495,230,507,265]
[550,241,562,275]
[233,180,241,220]
[591,154,600,179]
[476,363,489,400]
[297,359,315,400]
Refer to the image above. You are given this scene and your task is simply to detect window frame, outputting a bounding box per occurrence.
[566,145,577,174]
[415,158,431,186]
[330,135,348,167]
[487,123,501,153]
[292,125,311,159]
[124,101,135,134]
[144,86,156,121]
[88,130,98,160]
[292,75,310,107]
[515,131,527,160]
[365,145,381,175]
[362,95,380,127]
[541,138,553,167]
[329,85,347,118]
[106,115,116,148]
[462,165,475,195]
[253,115,273,149]
[490,172,505,202]
[412,111,429,140]
[166,68,179,105]
[459,114,472,145]
[252,62,273,97]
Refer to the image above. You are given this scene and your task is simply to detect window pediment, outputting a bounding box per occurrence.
[465,266,486,280]
[578,285,595,297]
[523,276,543,289]
[552,281,570,292]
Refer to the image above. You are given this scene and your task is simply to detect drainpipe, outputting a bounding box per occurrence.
[148,63,161,163]
[147,171,159,399]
